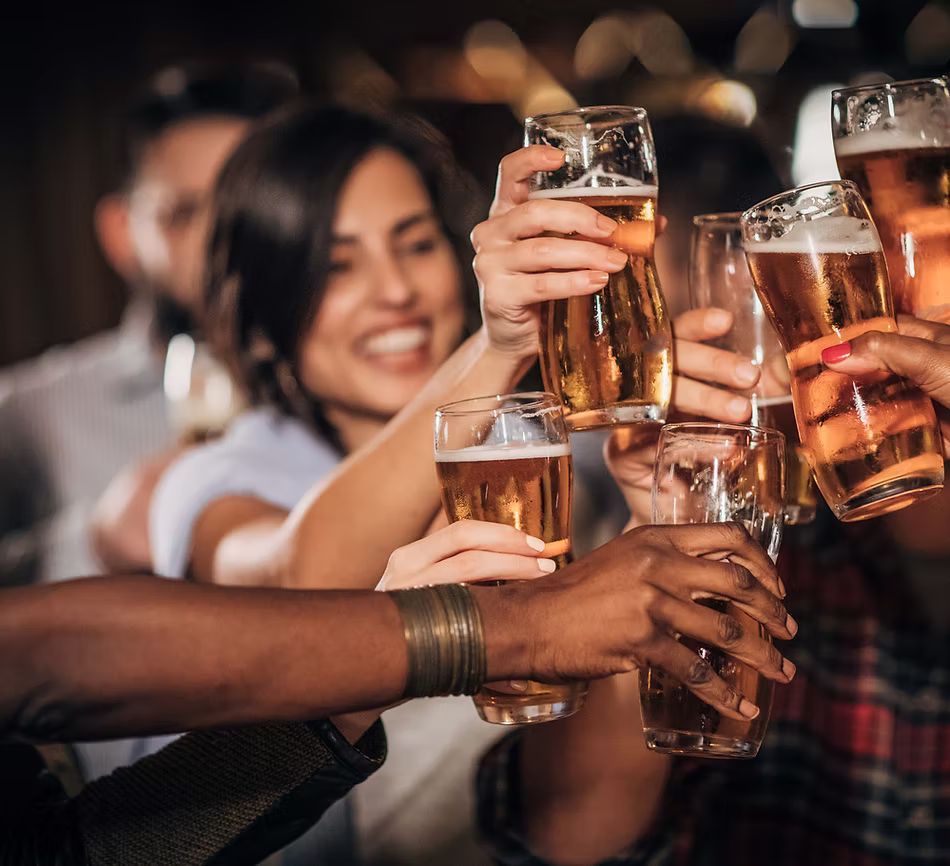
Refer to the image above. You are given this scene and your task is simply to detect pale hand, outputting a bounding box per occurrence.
[375,519,555,591]
[606,307,763,526]
[471,145,629,361]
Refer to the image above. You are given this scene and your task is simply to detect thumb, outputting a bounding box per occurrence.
[821,330,950,408]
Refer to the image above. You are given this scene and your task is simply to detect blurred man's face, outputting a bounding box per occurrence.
[126,117,249,318]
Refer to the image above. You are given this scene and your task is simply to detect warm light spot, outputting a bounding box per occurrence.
[735,8,795,73]
[792,0,859,29]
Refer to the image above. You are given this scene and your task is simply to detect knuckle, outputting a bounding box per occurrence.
[772,597,788,622]
[730,563,756,592]
[529,237,553,259]
[635,582,660,613]
[717,684,741,709]
[685,656,714,686]
[470,221,488,250]
[532,273,560,298]
[717,613,744,646]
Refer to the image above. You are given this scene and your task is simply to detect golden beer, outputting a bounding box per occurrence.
[435,443,581,724]
[532,187,673,430]
[643,422,785,758]
[752,396,819,525]
[640,599,775,754]
[837,141,950,321]
[745,220,944,521]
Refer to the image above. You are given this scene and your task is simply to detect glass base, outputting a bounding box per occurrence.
[836,472,944,522]
[566,402,666,431]
[643,728,761,759]
[475,687,587,725]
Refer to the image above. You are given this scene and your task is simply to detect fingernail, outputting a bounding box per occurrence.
[728,396,751,418]
[786,613,799,636]
[545,149,565,164]
[538,558,557,573]
[596,214,618,234]
[777,577,787,598]
[735,361,759,386]
[588,271,610,288]
[606,248,628,267]
[509,680,530,692]
[782,657,797,681]
[526,535,546,551]
[739,699,760,719]
[705,309,732,331]
[821,341,852,365]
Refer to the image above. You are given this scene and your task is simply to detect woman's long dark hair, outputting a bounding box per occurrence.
[205,104,480,451]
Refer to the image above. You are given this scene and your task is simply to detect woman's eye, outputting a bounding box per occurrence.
[328,260,353,274]
[403,238,437,256]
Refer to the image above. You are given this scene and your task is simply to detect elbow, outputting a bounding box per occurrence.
[9,681,83,743]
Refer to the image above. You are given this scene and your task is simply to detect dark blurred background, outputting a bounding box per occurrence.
[2,0,947,366]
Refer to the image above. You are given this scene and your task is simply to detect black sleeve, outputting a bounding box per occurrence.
[0,719,385,866]
[77,719,386,866]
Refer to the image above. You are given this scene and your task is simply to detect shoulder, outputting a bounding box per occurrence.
[149,409,340,577]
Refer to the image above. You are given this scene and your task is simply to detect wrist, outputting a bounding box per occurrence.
[476,327,537,384]
[471,583,535,681]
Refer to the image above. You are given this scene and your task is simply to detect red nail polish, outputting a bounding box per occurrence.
[821,341,852,365]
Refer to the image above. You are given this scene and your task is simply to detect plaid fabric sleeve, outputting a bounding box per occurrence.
[476,733,683,866]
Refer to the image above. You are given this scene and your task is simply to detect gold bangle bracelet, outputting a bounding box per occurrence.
[390,584,487,698]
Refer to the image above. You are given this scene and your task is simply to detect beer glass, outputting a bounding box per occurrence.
[690,213,818,524]
[741,181,944,522]
[524,106,673,430]
[640,422,785,759]
[433,392,584,724]
[163,334,243,442]
[832,76,950,322]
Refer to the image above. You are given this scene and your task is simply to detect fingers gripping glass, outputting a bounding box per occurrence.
[641,422,785,759]
[525,106,673,430]
[689,212,818,525]
[741,181,944,522]
[434,393,585,724]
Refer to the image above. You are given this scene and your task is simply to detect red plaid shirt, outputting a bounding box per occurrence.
[478,515,950,865]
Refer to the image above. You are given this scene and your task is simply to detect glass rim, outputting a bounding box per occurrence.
[692,211,742,228]
[660,421,786,445]
[832,75,949,98]
[740,179,860,221]
[435,391,560,417]
[525,105,647,126]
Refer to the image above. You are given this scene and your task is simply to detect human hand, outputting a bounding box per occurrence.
[480,523,796,722]
[375,519,555,591]
[471,145,628,360]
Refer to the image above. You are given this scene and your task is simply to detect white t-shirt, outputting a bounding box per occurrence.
[150,407,340,579]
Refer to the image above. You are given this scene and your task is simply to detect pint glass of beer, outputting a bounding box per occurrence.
[640,422,785,758]
[433,392,585,724]
[832,77,950,322]
[741,181,945,522]
[524,106,673,430]
[690,213,818,524]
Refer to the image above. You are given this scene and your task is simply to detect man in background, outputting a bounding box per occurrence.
[0,63,297,585]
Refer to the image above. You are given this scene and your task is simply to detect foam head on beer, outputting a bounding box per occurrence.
[743,214,881,256]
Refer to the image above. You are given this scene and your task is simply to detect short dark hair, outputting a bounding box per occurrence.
[121,62,300,186]
[205,104,477,451]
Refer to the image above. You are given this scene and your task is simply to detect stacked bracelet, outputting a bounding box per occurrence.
[390,584,487,698]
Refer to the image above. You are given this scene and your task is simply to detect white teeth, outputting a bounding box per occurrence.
[362,326,429,356]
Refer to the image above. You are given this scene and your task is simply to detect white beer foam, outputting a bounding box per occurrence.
[529,183,658,200]
[745,215,880,255]
[435,443,572,463]
[835,130,948,157]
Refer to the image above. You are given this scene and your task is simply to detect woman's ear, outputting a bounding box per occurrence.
[94,194,139,283]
